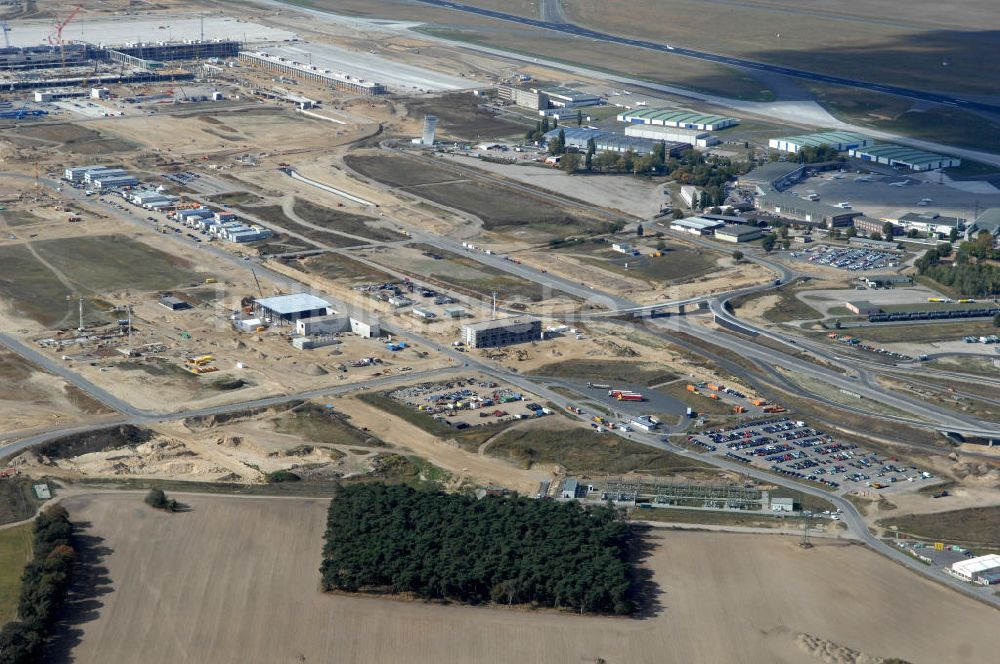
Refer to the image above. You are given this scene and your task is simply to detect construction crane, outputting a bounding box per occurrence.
[1,21,11,49]
[48,4,82,69]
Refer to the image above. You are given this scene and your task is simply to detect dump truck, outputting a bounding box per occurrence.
[686,384,698,392]
[750,398,767,407]
[707,383,722,392]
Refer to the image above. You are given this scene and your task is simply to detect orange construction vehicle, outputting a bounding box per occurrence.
[686,384,698,392]
[750,398,767,407]
[732,406,746,414]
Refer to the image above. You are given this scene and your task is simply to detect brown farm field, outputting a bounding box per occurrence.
[55,492,1000,664]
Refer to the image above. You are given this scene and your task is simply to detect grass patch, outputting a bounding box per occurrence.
[630,507,796,528]
[926,356,1000,378]
[529,359,677,386]
[850,321,1000,344]
[292,198,405,242]
[730,288,822,323]
[557,241,719,284]
[0,478,43,526]
[391,243,570,302]
[403,92,527,140]
[0,235,193,327]
[356,392,513,452]
[233,204,361,248]
[348,152,619,241]
[0,522,32,623]
[272,403,384,448]
[488,426,711,475]
[292,252,394,285]
[879,507,1000,548]
[0,210,44,227]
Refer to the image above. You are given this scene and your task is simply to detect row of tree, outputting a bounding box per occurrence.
[320,483,636,615]
[915,241,1000,296]
[0,506,76,663]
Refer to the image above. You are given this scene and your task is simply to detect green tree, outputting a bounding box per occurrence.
[782,238,791,250]
[636,223,644,237]
[845,226,857,238]
[560,151,581,173]
[907,228,919,238]
[761,234,776,252]
[949,227,959,242]
[732,250,744,261]
[871,231,883,242]
[145,488,179,512]
[882,222,895,237]
[672,209,685,220]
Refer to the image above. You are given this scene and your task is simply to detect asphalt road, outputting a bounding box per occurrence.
[414,0,998,114]
[3,165,999,606]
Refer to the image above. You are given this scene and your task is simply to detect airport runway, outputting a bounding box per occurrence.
[414,0,999,115]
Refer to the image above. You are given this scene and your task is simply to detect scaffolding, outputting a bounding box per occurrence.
[599,476,764,510]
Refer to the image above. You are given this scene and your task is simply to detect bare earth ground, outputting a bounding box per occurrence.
[60,492,1000,664]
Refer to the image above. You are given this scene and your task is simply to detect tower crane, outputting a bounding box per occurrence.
[48,4,82,68]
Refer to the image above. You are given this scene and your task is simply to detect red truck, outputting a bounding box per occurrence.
[617,393,644,402]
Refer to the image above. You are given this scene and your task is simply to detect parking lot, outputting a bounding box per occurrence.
[687,416,936,494]
[388,376,551,428]
[793,244,899,271]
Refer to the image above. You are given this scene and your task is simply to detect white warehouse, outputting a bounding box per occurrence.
[768,131,873,153]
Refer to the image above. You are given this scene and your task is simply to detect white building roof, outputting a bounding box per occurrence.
[255,293,331,315]
[671,216,724,231]
[951,554,1000,576]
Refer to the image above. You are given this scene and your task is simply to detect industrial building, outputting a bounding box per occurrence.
[91,174,139,190]
[623,124,720,147]
[85,168,129,183]
[254,293,331,324]
[542,127,687,156]
[756,190,860,227]
[849,144,960,171]
[617,107,737,131]
[64,165,109,182]
[966,208,1000,241]
[295,314,349,336]
[498,84,601,110]
[0,44,90,70]
[770,497,795,513]
[949,554,1000,585]
[896,212,965,236]
[462,315,542,349]
[680,185,703,208]
[238,51,386,95]
[159,296,191,311]
[538,86,602,108]
[670,216,724,235]
[715,225,763,243]
[845,300,881,316]
[852,215,891,237]
[738,161,841,192]
[768,131,873,153]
